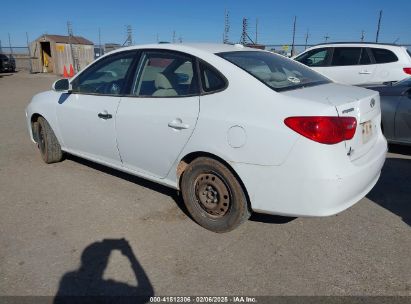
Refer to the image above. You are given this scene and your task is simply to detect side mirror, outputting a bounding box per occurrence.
[52,79,72,93]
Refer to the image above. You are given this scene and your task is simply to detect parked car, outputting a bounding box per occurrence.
[365,77,411,145]
[25,44,387,232]
[294,43,411,85]
[0,54,16,72]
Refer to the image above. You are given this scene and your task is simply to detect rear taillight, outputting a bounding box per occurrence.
[403,68,411,75]
[284,116,357,145]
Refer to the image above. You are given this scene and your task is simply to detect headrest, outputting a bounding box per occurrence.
[155,73,173,89]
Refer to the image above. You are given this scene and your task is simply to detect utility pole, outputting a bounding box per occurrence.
[240,17,248,45]
[223,9,230,44]
[156,33,159,43]
[304,29,310,50]
[0,40,2,53]
[179,36,183,43]
[8,33,13,55]
[26,32,33,73]
[324,33,330,43]
[67,21,77,73]
[361,30,365,42]
[98,28,102,57]
[172,30,176,43]
[126,25,133,46]
[291,16,297,57]
[255,18,258,45]
[376,10,383,43]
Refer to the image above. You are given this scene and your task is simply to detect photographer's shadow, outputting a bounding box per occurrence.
[54,239,154,303]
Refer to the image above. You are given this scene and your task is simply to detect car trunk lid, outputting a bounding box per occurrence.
[282,83,381,161]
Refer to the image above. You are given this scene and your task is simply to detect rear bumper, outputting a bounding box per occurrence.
[233,131,387,217]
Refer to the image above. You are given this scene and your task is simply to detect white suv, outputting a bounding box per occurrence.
[294,43,411,85]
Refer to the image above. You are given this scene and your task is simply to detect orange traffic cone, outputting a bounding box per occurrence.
[69,64,75,77]
[63,65,69,78]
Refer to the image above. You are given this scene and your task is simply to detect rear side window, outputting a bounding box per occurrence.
[331,48,362,66]
[295,48,330,67]
[132,51,199,97]
[371,48,398,63]
[406,49,411,58]
[199,62,227,93]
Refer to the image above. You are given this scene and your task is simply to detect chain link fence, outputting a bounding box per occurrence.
[0,46,31,71]
[1,44,410,72]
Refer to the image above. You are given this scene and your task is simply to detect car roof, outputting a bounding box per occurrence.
[304,42,406,51]
[313,42,404,47]
[109,43,260,55]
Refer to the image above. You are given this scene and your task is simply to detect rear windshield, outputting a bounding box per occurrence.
[218,51,330,92]
[407,49,411,58]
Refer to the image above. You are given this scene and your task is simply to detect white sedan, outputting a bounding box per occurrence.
[26,43,387,232]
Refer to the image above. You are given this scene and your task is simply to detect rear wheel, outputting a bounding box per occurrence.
[181,157,251,232]
[35,117,63,164]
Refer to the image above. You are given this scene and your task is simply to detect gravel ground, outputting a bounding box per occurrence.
[0,71,410,297]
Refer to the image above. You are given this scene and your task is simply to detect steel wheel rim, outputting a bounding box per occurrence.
[194,172,231,218]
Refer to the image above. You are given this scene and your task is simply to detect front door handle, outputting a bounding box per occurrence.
[98,111,112,120]
[359,70,372,74]
[168,118,189,130]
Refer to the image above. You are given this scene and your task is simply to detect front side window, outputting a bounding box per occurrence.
[71,51,136,95]
[295,48,330,67]
[219,51,330,92]
[371,48,398,63]
[331,47,362,66]
[133,52,198,97]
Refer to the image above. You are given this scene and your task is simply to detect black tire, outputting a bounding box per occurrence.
[35,117,63,164]
[181,157,251,233]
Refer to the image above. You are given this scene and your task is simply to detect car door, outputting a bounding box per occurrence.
[325,47,376,85]
[395,86,411,143]
[116,50,200,178]
[56,51,137,166]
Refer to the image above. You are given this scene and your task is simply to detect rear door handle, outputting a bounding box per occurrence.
[168,118,189,130]
[98,111,112,120]
[359,70,372,74]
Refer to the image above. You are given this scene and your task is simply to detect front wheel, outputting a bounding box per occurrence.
[35,117,63,164]
[181,157,251,233]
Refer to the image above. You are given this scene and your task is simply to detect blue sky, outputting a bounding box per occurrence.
[1,0,410,47]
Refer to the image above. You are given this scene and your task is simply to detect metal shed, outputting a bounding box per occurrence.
[30,34,94,75]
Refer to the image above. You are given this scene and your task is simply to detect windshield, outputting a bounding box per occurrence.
[218,51,331,92]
